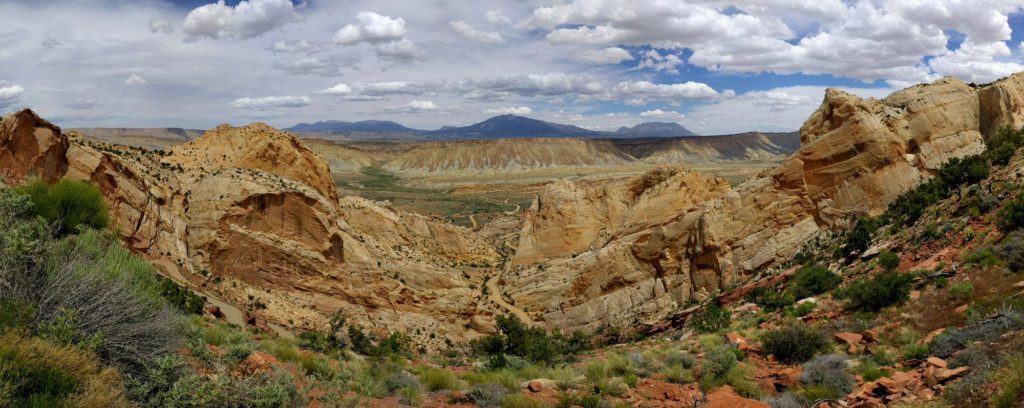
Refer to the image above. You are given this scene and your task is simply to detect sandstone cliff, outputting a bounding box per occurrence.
[5,112,499,347]
[501,75,1007,332]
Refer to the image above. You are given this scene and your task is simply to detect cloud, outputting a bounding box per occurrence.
[486,10,512,25]
[612,81,725,104]
[41,38,62,49]
[374,38,421,62]
[639,109,684,119]
[272,55,357,76]
[450,20,503,44]
[231,95,311,109]
[332,11,407,45]
[456,73,605,97]
[747,90,814,111]
[634,50,683,74]
[406,100,437,111]
[148,17,173,34]
[528,0,1024,84]
[317,81,435,100]
[65,97,96,110]
[484,106,532,115]
[269,39,312,53]
[125,74,147,85]
[182,0,295,41]
[574,47,633,65]
[0,83,25,109]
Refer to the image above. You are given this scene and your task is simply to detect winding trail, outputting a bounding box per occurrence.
[486,277,534,326]
[468,213,478,229]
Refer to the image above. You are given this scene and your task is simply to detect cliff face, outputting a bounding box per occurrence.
[504,75,1009,331]
[5,116,499,348]
[1,110,68,184]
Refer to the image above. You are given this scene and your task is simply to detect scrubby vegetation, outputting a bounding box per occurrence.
[761,323,830,364]
[838,272,914,312]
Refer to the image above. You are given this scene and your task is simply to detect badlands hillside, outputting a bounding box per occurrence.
[6,74,1024,337]
[9,73,1024,407]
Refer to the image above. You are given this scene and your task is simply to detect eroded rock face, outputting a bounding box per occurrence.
[506,75,1008,332]
[1,109,68,183]
[6,118,499,348]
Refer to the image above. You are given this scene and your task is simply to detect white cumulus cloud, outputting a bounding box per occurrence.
[450,20,503,44]
[333,11,408,45]
[574,47,633,65]
[0,83,25,109]
[148,17,174,34]
[231,95,311,109]
[484,106,532,115]
[125,74,147,85]
[182,0,295,41]
[406,100,437,111]
[640,109,684,119]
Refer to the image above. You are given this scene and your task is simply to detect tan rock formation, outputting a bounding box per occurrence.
[5,116,499,348]
[503,75,1008,331]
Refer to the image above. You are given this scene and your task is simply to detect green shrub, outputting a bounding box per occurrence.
[902,343,930,361]
[420,367,459,391]
[839,272,914,312]
[843,218,874,256]
[17,179,109,237]
[470,314,572,364]
[501,393,547,408]
[468,383,509,408]
[689,303,731,334]
[878,250,900,271]
[963,247,1001,268]
[987,126,1024,166]
[990,353,1024,408]
[746,286,795,311]
[789,264,842,299]
[996,231,1024,272]
[998,196,1024,233]
[948,281,975,301]
[761,323,830,364]
[0,332,131,407]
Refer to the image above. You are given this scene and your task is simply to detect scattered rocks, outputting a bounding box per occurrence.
[835,332,865,354]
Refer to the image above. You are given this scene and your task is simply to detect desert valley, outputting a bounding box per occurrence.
[7,1,1024,407]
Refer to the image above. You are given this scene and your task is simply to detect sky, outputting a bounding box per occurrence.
[2,0,1024,134]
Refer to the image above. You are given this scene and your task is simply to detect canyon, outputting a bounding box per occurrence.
[6,73,1024,348]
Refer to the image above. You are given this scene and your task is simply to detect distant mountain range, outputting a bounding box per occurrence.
[286,115,698,140]
[287,120,418,133]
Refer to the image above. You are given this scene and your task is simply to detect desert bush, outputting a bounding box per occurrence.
[931,310,1024,358]
[843,218,874,256]
[468,383,509,408]
[17,178,109,236]
[878,250,900,271]
[852,359,888,382]
[838,272,914,312]
[664,349,697,369]
[763,392,804,408]
[761,323,830,364]
[800,354,854,400]
[789,264,843,299]
[989,353,1024,408]
[420,367,460,391]
[948,281,974,301]
[500,393,547,408]
[998,195,1024,233]
[987,126,1024,166]
[160,368,305,408]
[397,384,423,406]
[470,314,570,365]
[963,246,1001,268]
[0,332,131,407]
[746,286,795,311]
[996,231,1024,272]
[689,302,731,334]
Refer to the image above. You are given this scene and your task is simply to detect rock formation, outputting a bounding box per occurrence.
[503,75,1005,331]
[5,111,499,348]
[1,109,68,184]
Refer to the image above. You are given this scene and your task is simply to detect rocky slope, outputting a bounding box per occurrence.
[5,111,500,348]
[499,75,1010,332]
